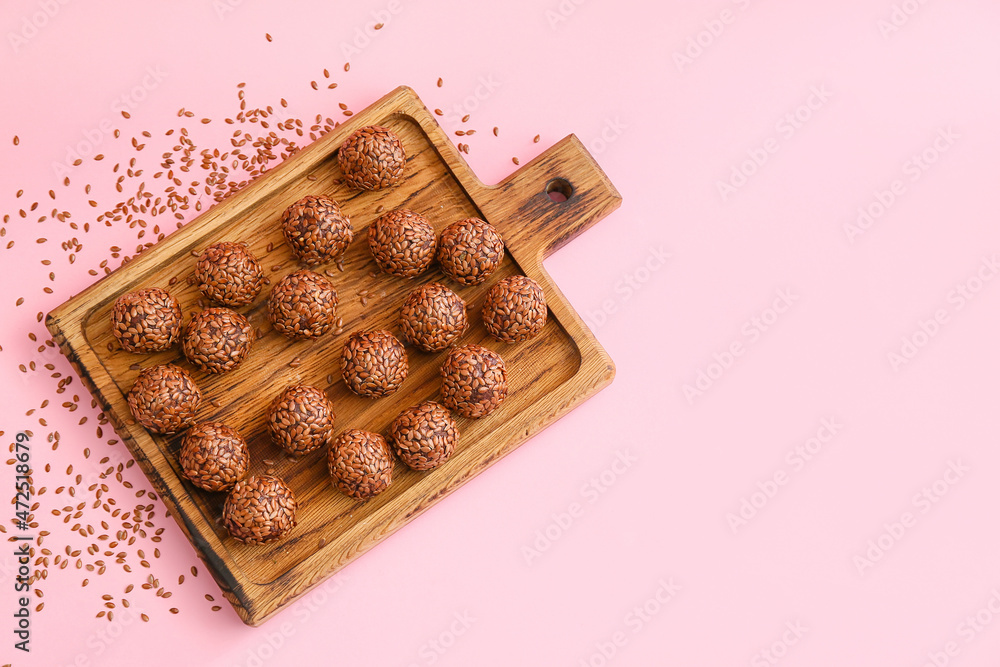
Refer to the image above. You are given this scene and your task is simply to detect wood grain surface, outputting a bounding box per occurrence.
[45,86,622,626]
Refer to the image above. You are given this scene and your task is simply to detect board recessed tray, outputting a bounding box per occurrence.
[46,86,621,626]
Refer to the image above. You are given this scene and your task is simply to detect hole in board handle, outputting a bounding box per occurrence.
[545,178,573,203]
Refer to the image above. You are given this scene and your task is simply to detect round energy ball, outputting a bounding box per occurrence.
[223,475,298,545]
[127,363,202,434]
[179,422,250,492]
[327,429,394,500]
[440,344,508,419]
[388,401,459,471]
[436,218,505,286]
[482,275,548,343]
[368,209,436,278]
[182,308,254,374]
[268,270,338,340]
[110,287,182,353]
[337,125,405,191]
[281,195,353,267]
[267,385,336,456]
[194,241,264,306]
[340,330,408,398]
[398,283,468,352]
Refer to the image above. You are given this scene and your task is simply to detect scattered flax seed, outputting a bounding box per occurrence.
[462,115,470,123]
[493,127,499,136]
[318,537,327,547]
[512,157,520,165]
[434,109,443,116]
[437,78,443,87]
[266,33,273,42]
[374,22,384,29]
[288,356,301,368]
[122,111,131,119]
[141,614,149,622]
[533,134,541,143]
[344,62,350,72]
[328,83,338,89]
[311,81,318,90]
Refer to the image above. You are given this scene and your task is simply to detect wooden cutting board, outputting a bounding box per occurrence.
[46,86,622,626]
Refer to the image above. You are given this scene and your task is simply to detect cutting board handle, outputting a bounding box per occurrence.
[481,134,622,265]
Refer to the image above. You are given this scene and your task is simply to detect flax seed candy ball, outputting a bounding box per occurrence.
[268,270,338,339]
[368,209,437,278]
[182,308,253,374]
[340,330,408,398]
[179,422,249,492]
[127,363,202,434]
[267,385,336,455]
[194,241,264,306]
[398,283,468,352]
[337,125,406,191]
[281,195,354,267]
[223,475,297,545]
[436,218,505,286]
[440,344,508,419]
[328,429,393,500]
[482,275,548,343]
[110,287,182,353]
[388,401,459,471]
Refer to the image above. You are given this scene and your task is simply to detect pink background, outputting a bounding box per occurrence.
[3,0,1000,665]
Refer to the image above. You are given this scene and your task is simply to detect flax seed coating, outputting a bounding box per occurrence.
[179,422,249,492]
[223,475,297,545]
[110,287,182,353]
[440,344,508,418]
[368,208,436,278]
[267,385,336,455]
[482,275,548,343]
[182,308,253,374]
[388,401,459,471]
[327,429,393,499]
[194,241,264,306]
[127,363,202,434]
[268,270,338,339]
[398,282,468,352]
[436,218,505,286]
[281,195,353,267]
[340,330,409,398]
[337,125,405,191]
